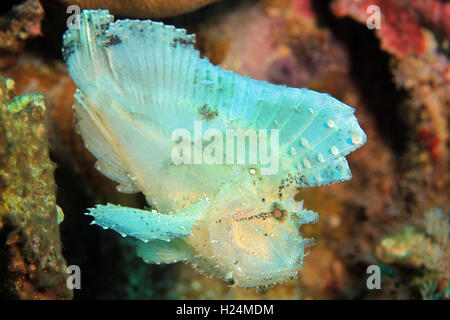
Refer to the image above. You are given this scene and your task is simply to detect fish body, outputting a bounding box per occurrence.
[63,10,366,287]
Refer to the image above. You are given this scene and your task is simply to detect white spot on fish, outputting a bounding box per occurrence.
[303,158,312,168]
[351,133,363,144]
[290,146,297,155]
[300,137,309,147]
[317,152,325,162]
[331,146,339,155]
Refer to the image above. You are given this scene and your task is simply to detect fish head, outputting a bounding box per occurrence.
[189,177,318,287]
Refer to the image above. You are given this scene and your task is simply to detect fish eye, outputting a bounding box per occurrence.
[248,167,257,175]
[271,203,286,220]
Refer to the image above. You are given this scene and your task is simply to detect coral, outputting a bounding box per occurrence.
[406,0,450,41]
[375,225,445,272]
[332,0,427,57]
[0,76,72,299]
[393,33,450,165]
[419,279,450,300]
[332,0,450,48]
[376,208,449,277]
[331,0,450,228]
[376,208,449,299]
[56,0,219,18]
[331,0,450,158]
[0,0,44,69]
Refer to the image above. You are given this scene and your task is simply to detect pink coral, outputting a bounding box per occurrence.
[407,0,450,42]
[332,0,426,57]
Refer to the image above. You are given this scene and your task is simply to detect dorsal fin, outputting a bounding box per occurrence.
[63,10,367,210]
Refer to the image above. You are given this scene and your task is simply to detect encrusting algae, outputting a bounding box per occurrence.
[376,208,449,299]
[376,208,449,277]
[0,76,72,299]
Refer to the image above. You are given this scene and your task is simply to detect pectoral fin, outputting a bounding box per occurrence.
[86,201,205,242]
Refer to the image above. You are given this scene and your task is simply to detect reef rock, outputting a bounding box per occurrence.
[0,76,72,299]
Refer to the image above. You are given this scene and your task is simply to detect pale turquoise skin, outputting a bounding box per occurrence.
[63,10,366,287]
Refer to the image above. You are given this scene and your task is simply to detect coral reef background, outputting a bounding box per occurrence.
[0,0,448,299]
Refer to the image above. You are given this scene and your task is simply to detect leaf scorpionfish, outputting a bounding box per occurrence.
[62,10,366,287]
